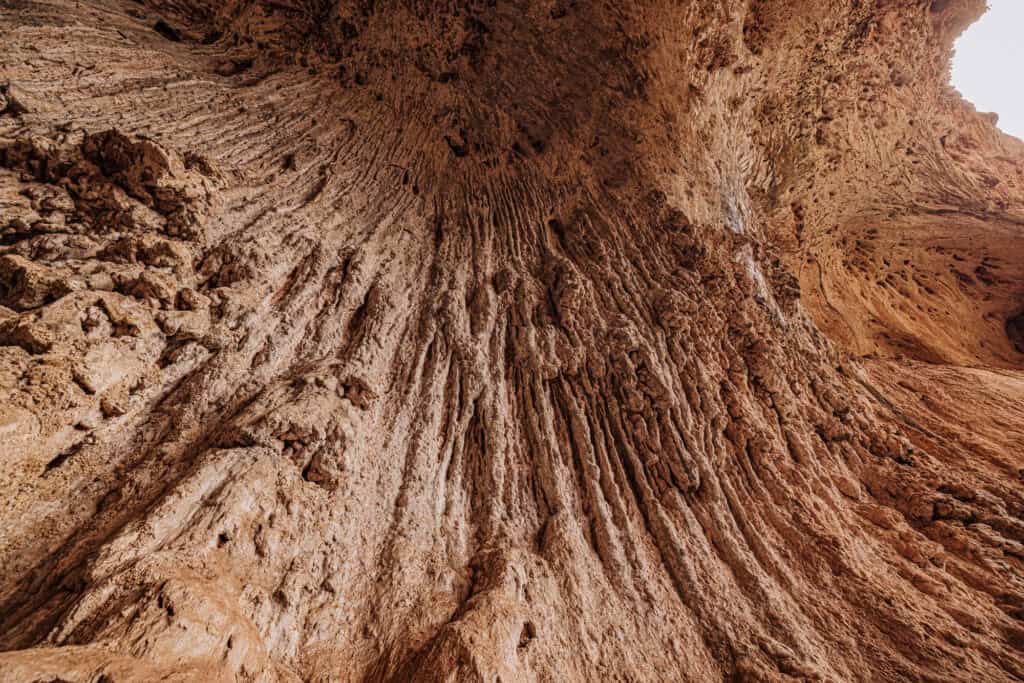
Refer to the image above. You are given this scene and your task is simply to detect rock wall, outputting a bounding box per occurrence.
[1,0,1022,681]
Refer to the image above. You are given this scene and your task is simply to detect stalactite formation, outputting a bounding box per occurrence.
[1,0,1023,680]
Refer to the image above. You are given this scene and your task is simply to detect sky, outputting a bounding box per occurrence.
[951,0,1024,140]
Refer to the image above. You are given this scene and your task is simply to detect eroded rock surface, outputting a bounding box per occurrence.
[0,0,1022,681]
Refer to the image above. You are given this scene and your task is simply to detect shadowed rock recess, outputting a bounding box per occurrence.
[1,0,1023,680]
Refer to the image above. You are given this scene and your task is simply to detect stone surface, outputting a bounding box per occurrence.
[0,0,1022,681]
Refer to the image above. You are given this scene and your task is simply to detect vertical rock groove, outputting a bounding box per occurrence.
[0,0,1022,680]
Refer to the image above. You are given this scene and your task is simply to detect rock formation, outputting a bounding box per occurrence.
[1,0,1022,680]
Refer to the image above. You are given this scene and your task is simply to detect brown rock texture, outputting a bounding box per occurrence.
[1,0,1023,680]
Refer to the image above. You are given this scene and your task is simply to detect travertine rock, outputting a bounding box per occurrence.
[0,0,1022,681]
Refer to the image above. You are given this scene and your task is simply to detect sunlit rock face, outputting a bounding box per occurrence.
[1,1,1022,681]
